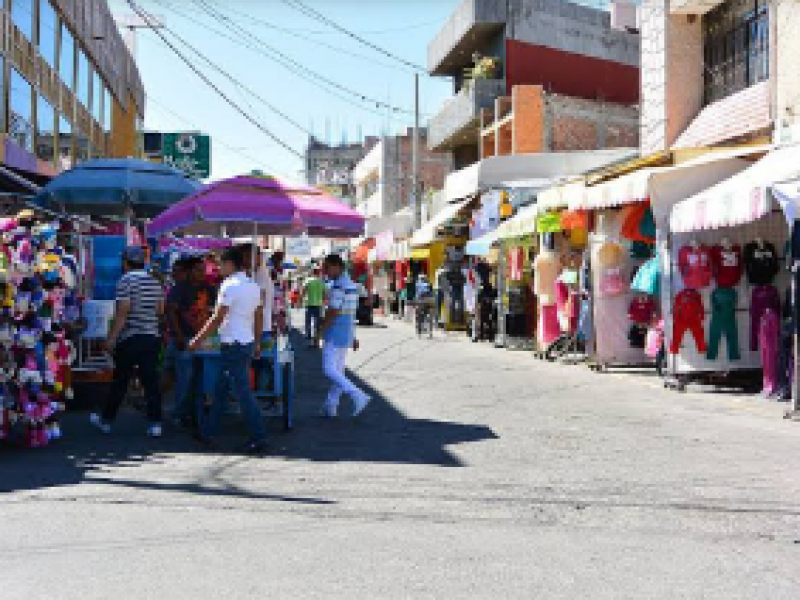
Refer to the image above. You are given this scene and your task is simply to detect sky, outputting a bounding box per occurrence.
[109,0,462,182]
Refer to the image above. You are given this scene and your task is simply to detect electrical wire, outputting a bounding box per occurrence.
[191,0,420,117]
[281,0,428,74]
[125,0,304,159]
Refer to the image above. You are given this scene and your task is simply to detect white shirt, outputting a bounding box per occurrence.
[254,265,274,333]
[217,272,262,344]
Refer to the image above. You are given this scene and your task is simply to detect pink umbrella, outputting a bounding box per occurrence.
[147,174,365,238]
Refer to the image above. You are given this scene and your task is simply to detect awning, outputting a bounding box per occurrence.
[410,197,472,248]
[772,181,800,225]
[389,240,410,261]
[442,149,637,202]
[465,228,501,256]
[536,180,585,212]
[670,145,800,233]
[494,204,539,240]
[411,248,430,260]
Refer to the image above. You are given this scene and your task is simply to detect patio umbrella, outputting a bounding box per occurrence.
[32,158,201,218]
[147,174,365,238]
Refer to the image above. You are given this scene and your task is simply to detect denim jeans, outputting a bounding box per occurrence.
[171,350,196,421]
[203,342,267,442]
[305,305,322,339]
[101,334,163,424]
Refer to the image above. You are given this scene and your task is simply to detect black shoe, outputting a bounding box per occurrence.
[238,439,270,456]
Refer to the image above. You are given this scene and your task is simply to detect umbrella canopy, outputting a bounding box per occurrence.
[147,174,365,238]
[33,158,201,218]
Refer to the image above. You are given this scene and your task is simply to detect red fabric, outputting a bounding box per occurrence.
[509,248,524,281]
[619,202,654,243]
[710,244,743,287]
[560,210,588,230]
[352,238,376,264]
[628,297,655,324]
[670,289,706,354]
[678,245,713,289]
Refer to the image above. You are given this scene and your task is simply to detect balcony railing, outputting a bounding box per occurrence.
[428,78,506,151]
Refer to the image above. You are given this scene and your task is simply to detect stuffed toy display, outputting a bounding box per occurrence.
[0,216,80,447]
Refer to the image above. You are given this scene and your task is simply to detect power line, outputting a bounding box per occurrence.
[192,0,420,117]
[125,0,304,159]
[282,0,428,74]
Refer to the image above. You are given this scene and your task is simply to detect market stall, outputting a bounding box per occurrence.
[148,174,366,430]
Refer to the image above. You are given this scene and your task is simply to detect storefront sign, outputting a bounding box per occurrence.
[162,132,211,179]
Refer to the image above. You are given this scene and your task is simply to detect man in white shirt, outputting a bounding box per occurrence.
[189,247,267,454]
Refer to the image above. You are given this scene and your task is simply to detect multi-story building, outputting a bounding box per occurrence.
[0,0,144,191]
[427,0,641,169]
[304,137,378,206]
[353,128,452,223]
[640,0,795,153]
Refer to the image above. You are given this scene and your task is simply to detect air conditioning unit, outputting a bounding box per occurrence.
[610,1,640,32]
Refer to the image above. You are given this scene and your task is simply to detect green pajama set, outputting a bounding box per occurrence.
[706,287,741,361]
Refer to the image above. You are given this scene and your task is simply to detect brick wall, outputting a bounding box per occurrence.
[544,92,640,152]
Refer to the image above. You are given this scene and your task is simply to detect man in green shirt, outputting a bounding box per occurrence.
[303,268,326,345]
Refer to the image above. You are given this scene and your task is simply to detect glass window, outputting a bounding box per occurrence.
[36,95,55,163]
[58,115,72,171]
[76,48,89,107]
[11,0,34,41]
[9,69,33,153]
[92,69,102,122]
[59,22,74,89]
[703,0,769,105]
[38,0,57,68]
[103,87,112,132]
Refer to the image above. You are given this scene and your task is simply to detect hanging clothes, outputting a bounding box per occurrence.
[760,308,780,396]
[533,251,559,305]
[678,244,712,289]
[706,287,741,361]
[628,296,655,324]
[710,244,743,287]
[599,266,627,297]
[508,247,524,281]
[750,285,780,351]
[538,304,560,345]
[619,203,655,243]
[631,256,660,296]
[743,240,779,285]
[670,289,706,354]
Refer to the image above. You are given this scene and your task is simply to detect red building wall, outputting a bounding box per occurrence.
[505,39,639,105]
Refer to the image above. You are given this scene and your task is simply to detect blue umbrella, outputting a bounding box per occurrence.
[32,158,201,218]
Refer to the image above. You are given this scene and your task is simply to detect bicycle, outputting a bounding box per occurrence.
[411,298,434,339]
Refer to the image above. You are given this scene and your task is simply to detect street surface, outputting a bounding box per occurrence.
[3,316,800,599]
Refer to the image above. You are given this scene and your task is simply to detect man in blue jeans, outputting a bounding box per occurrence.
[189,247,267,455]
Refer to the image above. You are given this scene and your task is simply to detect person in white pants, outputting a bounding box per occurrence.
[318,254,371,418]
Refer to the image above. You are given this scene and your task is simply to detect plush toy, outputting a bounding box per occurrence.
[55,332,75,400]
[18,352,42,387]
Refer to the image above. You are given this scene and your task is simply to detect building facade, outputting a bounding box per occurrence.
[427,0,641,169]
[0,0,144,190]
[354,128,452,220]
[304,137,378,206]
[640,0,797,153]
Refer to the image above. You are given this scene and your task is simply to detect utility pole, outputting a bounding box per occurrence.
[412,73,421,230]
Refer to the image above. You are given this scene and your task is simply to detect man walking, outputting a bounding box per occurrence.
[189,248,268,455]
[318,254,370,418]
[91,247,165,437]
[303,267,325,346]
[167,256,216,427]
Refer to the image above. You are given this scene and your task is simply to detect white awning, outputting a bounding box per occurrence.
[537,180,585,212]
[494,204,540,240]
[670,144,800,233]
[410,197,472,247]
[442,149,637,202]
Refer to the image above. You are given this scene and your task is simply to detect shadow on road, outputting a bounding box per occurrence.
[0,331,497,494]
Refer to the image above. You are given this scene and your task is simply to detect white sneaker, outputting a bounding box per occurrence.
[89,413,111,434]
[147,423,163,438]
[320,404,338,418]
[352,395,371,417]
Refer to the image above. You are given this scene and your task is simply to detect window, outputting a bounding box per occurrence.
[11,0,34,41]
[58,115,72,171]
[703,0,769,105]
[76,48,89,107]
[92,69,102,122]
[59,22,74,89]
[36,95,55,164]
[9,69,33,152]
[103,87,112,132]
[38,0,57,68]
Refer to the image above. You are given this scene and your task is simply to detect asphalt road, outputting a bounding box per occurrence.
[3,317,800,599]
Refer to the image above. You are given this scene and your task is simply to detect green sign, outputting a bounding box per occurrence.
[162,132,211,179]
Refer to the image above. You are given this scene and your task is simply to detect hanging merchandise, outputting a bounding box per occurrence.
[630,241,654,259]
[645,318,665,359]
[533,250,560,305]
[508,247,524,281]
[706,287,741,361]
[619,203,655,243]
[628,296,655,324]
[710,242,743,287]
[759,308,780,395]
[560,210,588,230]
[743,239,779,285]
[538,304,560,346]
[596,241,627,297]
[750,284,780,351]
[670,289,706,354]
[631,255,660,296]
[628,324,647,349]
[536,212,563,234]
[597,241,625,268]
[678,243,712,289]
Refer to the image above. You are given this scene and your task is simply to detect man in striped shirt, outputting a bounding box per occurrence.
[91,246,166,438]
